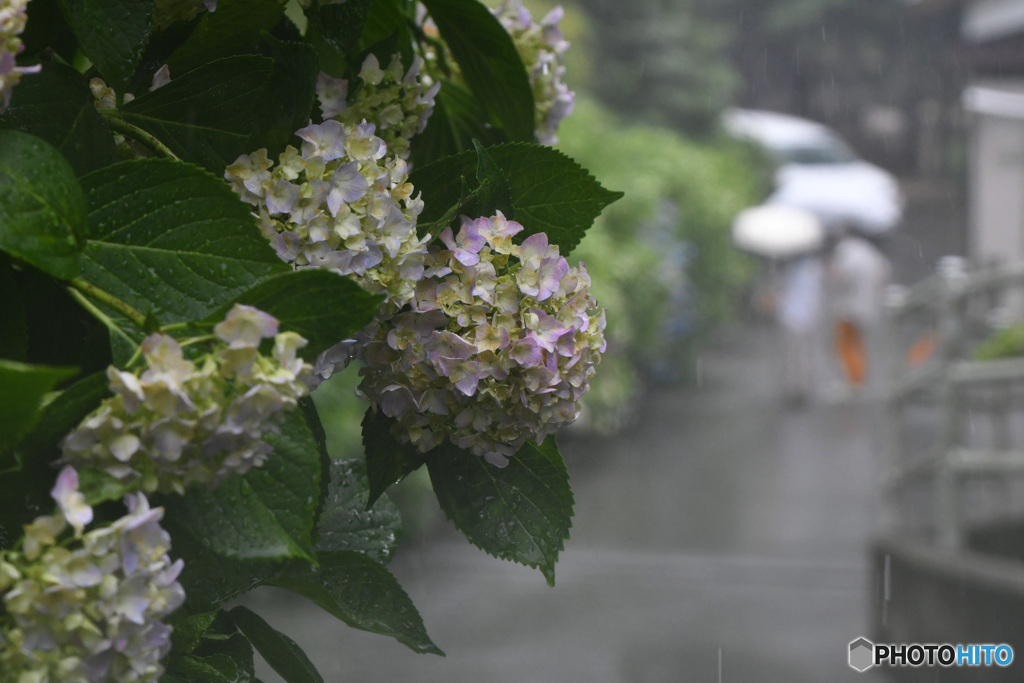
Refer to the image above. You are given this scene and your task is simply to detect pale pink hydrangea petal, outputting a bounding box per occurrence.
[296,119,348,161]
[51,466,93,536]
[215,304,279,349]
[316,71,349,119]
[327,162,370,215]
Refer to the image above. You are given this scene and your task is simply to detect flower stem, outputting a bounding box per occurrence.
[66,287,140,355]
[98,111,180,160]
[68,278,148,330]
[178,334,216,348]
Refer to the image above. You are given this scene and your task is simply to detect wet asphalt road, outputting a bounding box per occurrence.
[245,179,965,682]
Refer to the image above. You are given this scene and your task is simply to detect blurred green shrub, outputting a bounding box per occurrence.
[558,97,765,431]
[975,324,1024,361]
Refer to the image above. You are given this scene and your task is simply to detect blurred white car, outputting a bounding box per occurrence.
[722,108,904,235]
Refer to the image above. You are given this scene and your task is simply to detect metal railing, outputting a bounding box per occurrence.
[884,257,1024,549]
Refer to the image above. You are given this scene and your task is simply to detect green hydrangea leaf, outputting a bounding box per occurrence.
[58,0,155,92]
[11,263,113,374]
[210,269,383,361]
[228,606,325,683]
[120,56,275,173]
[166,0,287,75]
[269,550,443,655]
[0,130,87,279]
[0,359,77,458]
[252,34,319,161]
[426,436,573,586]
[409,79,505,167]
[361,408,427,508]
[163,519,279,610]
[315,458,402,565]
[467,139,513,219]
[0,361,85,550]
[77,158,286,329]
[170,610,220,656]
[167,408,323,562]
[20,370,108,446]
[0,62,117,177]
[419,0,534,142]
[172,476,314,562]
[0,256,27,361]
[165,613,256,683]
[308,0,372,55]
[1,372,110,552]
[410,142,624,253]
[354,0,408,57]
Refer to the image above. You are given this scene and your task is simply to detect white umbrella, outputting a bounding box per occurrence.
[731,204,824,259]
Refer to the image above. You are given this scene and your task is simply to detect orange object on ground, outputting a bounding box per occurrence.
[907,331,937,367]
[835,320,866,386]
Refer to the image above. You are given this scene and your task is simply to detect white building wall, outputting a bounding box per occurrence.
[965,83,1024,266]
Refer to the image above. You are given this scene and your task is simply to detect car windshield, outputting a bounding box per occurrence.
[773,136,859,165]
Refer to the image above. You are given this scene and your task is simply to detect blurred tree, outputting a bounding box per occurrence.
[575,0,740,135]
[573,0,964,173]
[702,0,965,174]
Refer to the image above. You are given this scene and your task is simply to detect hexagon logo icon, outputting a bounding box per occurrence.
[849,637,875,672]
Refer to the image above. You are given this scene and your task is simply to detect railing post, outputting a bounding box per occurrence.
[935,257,969,549]
[881,284,909,537]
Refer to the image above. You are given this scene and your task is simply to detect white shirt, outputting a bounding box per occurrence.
[829,236,891,325]
[777,256,824,333]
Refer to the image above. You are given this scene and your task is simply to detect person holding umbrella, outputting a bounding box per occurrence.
[826,221,892,395]
[733,205,826,406]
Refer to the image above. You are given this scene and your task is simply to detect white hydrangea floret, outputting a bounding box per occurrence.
[491,0,575,145]
[0,467,184,682]
[225,120,429,308]
[357,212,606,466]
[0,0,41,114]
[61,305,313,494]
[316,53,440,160]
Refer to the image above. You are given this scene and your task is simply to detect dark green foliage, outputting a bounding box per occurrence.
[411,142,622,252]
[269,551,443,655]
[420,0,534,141]
[165,0,287,75]
[315,459,402,565]
[0,130,86,279]
[427,437,573,586]
[167,410,324,562]
[119,56,275,172]
[228,606,325,683]
[0,62,117,176]
[58,0,155,92]
[361,409,427,507]
[78,158,285,328]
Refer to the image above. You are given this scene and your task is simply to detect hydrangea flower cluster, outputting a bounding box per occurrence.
[0,468,184,682]
[491,0,574,145]
[225,120,429,309]
[317,54,440,160]
[357,212,606,465]
[61,305,313,494]
[0,0,40,114]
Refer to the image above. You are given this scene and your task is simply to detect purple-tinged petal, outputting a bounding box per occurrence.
[510,337,543,367]
[296,120,348,161]
[316,71,349,119]
[327,162,369,215]
[51,466,93,536]
[265,179,300,216]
